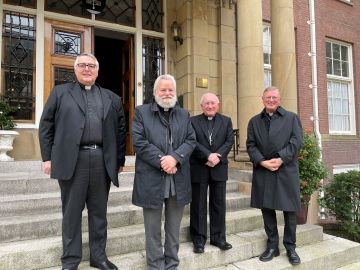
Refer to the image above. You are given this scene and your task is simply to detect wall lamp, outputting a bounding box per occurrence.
[171,21,183,47]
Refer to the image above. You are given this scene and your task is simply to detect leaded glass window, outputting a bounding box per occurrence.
[54,30,81,56]
[4,0,36,8]
[263,24,272,88]
[1,12,36,121]
[96,0,135,26]
[142,0,163,32]
[45,0,91,18]
[54,67,76,85]
[142,37,164,104]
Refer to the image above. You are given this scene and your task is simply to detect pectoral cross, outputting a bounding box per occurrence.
[209,134,212,146]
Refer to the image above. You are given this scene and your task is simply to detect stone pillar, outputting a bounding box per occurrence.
[237,0,264,149]
[219,6,237,126]
[271,0,298,112]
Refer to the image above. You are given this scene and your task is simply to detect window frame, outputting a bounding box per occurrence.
[263,23,272,88]
[326,39,355,135]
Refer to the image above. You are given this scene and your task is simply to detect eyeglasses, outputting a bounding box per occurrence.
[76,63,97,70]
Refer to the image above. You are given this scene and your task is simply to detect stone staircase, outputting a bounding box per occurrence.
[0,160,359,270]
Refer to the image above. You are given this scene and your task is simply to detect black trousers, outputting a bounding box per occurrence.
[261,208,297,251]
[58,148,110,269]
[190,180,226,246]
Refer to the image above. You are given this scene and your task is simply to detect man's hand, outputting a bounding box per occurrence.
[260,158,283,172]
[207,153,221,167]
[43,160,51,175]
[160,155,178,174]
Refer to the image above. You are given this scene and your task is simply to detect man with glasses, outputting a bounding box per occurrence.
[246,86,303,266]
[39,52,126,270]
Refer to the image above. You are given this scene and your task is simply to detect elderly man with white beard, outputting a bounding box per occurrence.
[132,74,196,270]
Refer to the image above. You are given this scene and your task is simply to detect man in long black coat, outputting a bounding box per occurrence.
[190,93,234,253]
[39,53,126,270]
[246,86,303,266]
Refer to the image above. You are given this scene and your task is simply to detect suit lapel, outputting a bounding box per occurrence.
[211,114,222,142]
[199,115,209,141]
[68,82,85,114]
[100,86,112,119]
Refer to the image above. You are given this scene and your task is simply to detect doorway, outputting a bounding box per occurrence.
[94,29,135,155]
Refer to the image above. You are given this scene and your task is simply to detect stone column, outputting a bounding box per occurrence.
[219,6,237,127]
[271,0,298,112]
[237,0,264,149]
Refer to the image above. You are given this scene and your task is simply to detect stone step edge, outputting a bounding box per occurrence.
[40,224,323,270]
[216,233,360,270]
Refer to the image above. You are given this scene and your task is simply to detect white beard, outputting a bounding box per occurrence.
[155,95,177,109]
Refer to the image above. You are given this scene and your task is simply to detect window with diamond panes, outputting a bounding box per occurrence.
[54,30,81,56]
[54,67,76,85]
[4,0,36,8]
[96,0,135,26]
[142,37,164,104]
[1,12,36,121]
[45,0,91,18]
[142,0,163,32]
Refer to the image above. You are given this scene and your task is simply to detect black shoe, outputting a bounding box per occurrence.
[90,259,118,270]
[259,248,280,262]
[193,244,205,253]
[286,249,301,265]
[210,241,232,250]
[62,268,77,270]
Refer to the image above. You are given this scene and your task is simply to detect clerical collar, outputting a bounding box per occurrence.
[203,114,215,121]
[79,82,93,91]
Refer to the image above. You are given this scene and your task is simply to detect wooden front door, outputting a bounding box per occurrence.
[121,36,135,155]
[44,19,92,103]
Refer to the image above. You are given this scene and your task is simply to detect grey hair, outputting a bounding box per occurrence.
[200,92,219,105]
[74,52,99,69]
[263,86,280,95]
[153,74,176,95]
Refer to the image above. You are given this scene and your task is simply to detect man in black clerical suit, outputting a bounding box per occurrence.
[39,53,126,270]
[189,92,234,253]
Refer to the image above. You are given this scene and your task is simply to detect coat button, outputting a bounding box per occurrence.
[158,154,162,158]
[180,154,184,157]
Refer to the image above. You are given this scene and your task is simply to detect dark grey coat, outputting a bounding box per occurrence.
[39,82,126,186]
[131,102,196,209]
[246,106,303,211]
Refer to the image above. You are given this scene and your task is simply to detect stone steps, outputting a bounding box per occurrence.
[41,224,323,270]
[1,161,360,269]
[209,234,360,270]
[0,208,284,270]
[0,192,250,243]
[0,178,240,217]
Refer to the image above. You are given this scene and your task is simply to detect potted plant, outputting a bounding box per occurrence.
[297,130,327,223]
[0,99,19,161]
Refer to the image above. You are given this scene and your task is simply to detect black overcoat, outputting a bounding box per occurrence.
[190,113,234,182]
[246,107,303,211]
[39,82,126,186]
[131,102,196,209]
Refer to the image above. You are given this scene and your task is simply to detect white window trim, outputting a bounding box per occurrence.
[263,23,271,88]
[333,164,360,175]
[326,39,355,135]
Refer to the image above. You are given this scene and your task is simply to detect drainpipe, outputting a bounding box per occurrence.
[309,0,325,219]
[308,0,322,156]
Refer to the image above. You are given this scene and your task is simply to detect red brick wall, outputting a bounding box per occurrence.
[261,0,360,169]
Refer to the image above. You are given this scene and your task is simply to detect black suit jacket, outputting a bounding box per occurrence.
[190,113,234,183]
[39,82,126,186]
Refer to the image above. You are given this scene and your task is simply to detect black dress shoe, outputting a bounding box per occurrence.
[286,249,301,265]
[193,244,205,253]
[259,248,280,262]
[90,259,118,270]
[210,241,232,250]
